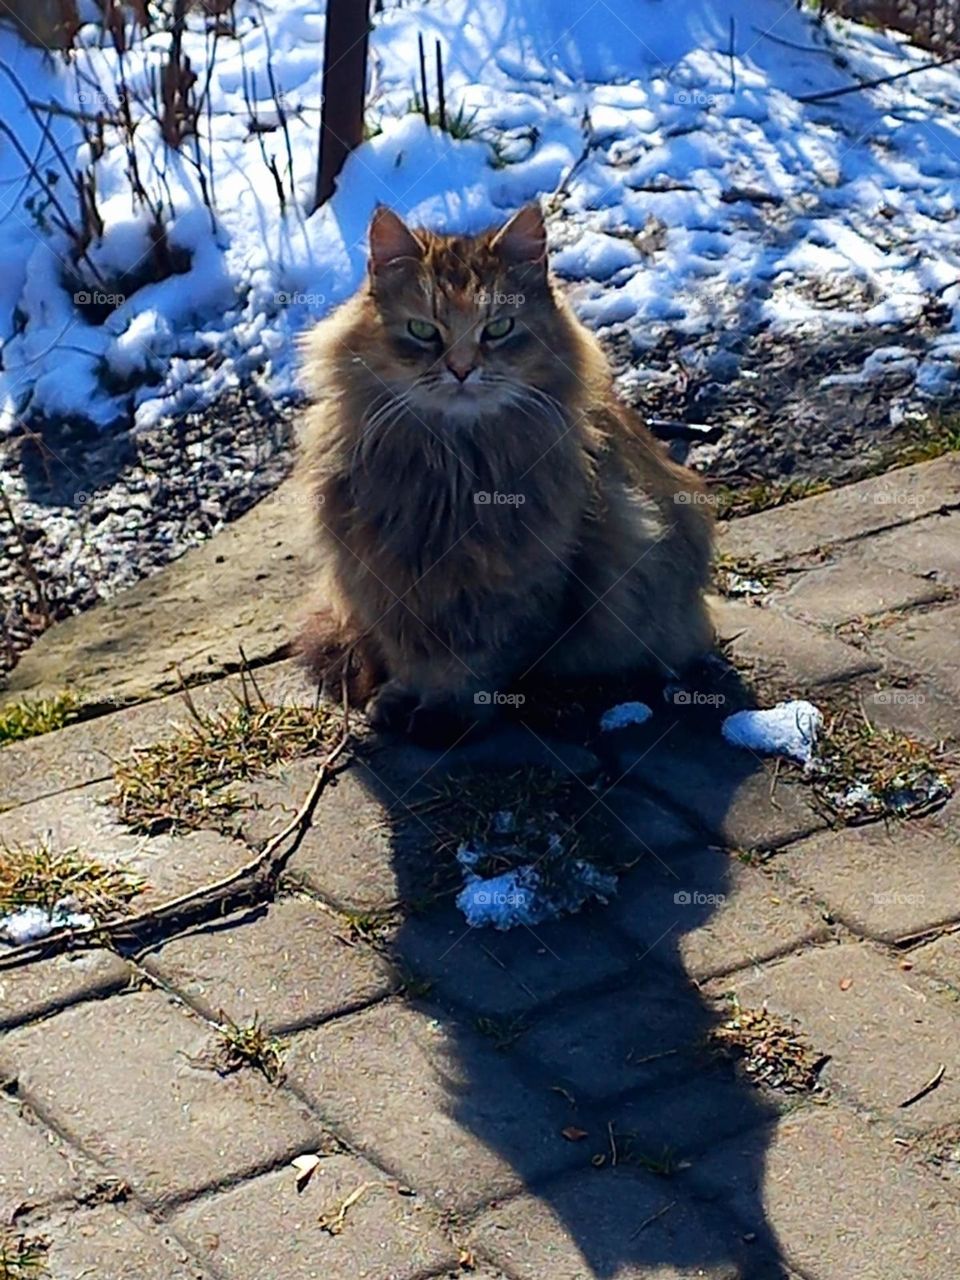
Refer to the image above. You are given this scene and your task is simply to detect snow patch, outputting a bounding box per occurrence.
[455,834,616,931]
[600,701,653,731]
[3,0,960,433]
[722,700,823,766]
[0,903,95,946]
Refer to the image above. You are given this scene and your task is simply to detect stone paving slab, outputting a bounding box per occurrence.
[778,799,960,941]
[0,990,322,1208]
[393,899,637,1019]
[688,1105,960,1280]
[238,760,422,912]
[0,948,133,1030]
[717,453,960,564]
[705,943,960,1127]
[0,781,254,910]
[143,898,396,1034]
[611,847,831,980]
[855,675,960,745]
[284,1000,582,1212]
[0,1096,97,1218]
[0,657,315,811]
[608,724,826,852]
[37,1203,215,1280]
[513,976,705,1101]
[606,1068,783,1165]
[908,931,960,994]
[171,1156,456,1280]
[714,599,882,687]
[866,509,960,586]
[876,600,960,700]
[468,1166,786,1280]
[1,479,311,707]
[1,456,959,1278]
[774,557,950,627]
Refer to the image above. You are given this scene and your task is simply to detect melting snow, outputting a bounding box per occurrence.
[3,1,960,432]
[600,701,652,731]
[0,903,95,946]
[455,837,616,931]
[722,700,823,766]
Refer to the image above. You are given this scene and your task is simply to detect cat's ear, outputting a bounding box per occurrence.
[368,205,424,273]
[491,202,547,267]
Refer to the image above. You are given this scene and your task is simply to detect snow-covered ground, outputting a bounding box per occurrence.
[3,0,960,435]
[2,0,960,663]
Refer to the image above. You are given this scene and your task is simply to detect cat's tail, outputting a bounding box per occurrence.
[296,606,387,707]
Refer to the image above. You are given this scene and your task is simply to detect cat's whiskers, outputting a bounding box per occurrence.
[354,390,410,477]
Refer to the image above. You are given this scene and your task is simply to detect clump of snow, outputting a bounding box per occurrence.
[600,701,652,732]
[722,700,823,766]
[721,572,767,598]
[455,824,617,931]
[0,903,95,946]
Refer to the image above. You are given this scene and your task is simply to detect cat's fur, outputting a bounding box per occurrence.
[297,202,714,743]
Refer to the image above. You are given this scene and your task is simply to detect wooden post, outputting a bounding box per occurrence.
[313,0,370,211]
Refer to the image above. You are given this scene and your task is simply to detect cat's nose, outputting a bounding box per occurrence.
[446,360,474,383]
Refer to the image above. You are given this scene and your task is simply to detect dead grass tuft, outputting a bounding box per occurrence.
[214,1011,285,1083]
[708,998,828,1093]
[0,1229,49,1279]
[809,704,952,823]
[407,764,618,898]
[112,700,337,834]
[0,838,144,918]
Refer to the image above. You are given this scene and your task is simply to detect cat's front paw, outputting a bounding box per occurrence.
[406,701,482,750]
[366,682,419,734]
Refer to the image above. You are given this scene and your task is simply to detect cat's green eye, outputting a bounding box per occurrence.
[408,319,440,342]
[482,317,515,341]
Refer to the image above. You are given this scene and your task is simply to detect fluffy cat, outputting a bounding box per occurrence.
[297,201,714,745]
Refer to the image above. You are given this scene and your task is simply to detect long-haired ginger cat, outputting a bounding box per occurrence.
[298,202,714,746]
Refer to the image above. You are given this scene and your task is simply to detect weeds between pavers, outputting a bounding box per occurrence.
[713,552,775,599]
[809,703,952,824]
[910,1123,960,1183]
[0,692,76,746]
[0,838,144,918]
[0,1229,49,1280]
[213,1011,286,1083]
[112,700,337,835]
[407,764,620,900]
[708,998,828,1094]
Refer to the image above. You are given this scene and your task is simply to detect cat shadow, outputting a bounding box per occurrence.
[351,659,796,1279]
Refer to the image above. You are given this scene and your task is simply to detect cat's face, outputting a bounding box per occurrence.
[363,204,558,421]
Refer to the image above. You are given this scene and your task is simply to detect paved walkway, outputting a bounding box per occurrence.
[1,455,959,1280]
